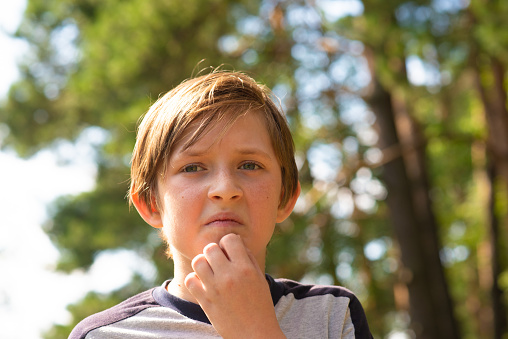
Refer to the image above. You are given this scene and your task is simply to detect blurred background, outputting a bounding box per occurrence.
[1,0,507,338]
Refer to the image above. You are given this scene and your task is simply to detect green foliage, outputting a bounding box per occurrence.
[45,162,148,271]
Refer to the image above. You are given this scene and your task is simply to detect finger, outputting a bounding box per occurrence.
[203,242,230,272]
[184,272,207,300]
[191,253,214,282]
[219,233,249,264]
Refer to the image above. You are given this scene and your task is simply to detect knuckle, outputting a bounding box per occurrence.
[239,265,255,277]
[221,233,239,245]
[221,274,236,290]
[184,273,199,289]
[191,254,207,269]
[203,242,220,256]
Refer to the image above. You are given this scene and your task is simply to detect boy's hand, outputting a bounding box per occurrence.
[184,233,286,339]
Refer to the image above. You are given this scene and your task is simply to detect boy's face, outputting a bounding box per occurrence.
[157,111,294,271]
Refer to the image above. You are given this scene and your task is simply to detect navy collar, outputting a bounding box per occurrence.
[152,274,284,324]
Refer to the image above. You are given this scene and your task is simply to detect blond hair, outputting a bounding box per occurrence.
[129,70,298,213]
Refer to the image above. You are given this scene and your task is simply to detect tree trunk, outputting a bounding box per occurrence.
[362,47,460,339]
[392,91,461,339]
[473,55,508,338]
[487,156,508,339]
[476,58,508,190]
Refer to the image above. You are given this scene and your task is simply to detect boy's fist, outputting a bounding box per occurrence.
[184,234,286,339]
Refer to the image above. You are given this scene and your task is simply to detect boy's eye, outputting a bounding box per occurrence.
[182,164,204,172]
[240,162,260,170]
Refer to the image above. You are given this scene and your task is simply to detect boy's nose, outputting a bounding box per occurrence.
[207,169,243,201]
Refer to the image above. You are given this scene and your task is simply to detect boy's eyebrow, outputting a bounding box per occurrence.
[236,148,272,159]
[176,148,208,158]
[176,147,273,159]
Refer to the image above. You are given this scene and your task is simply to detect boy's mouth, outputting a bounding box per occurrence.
[204,213,243,227]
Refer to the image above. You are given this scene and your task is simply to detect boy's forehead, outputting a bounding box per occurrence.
[171,110,273,157]
[172,108,267,152]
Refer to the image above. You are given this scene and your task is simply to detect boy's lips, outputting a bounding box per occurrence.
[204,212,243,227]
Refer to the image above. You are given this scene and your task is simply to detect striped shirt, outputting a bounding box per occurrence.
[70,275,373,338]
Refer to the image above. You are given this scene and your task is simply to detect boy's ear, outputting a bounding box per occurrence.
[276,181,301,223]
[131,192,163,229]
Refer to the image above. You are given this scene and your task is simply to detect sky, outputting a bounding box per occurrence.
[0,2,147,338]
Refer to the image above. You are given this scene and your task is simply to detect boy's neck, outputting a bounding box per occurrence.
[167,278,197,304]
[167,258,199,304]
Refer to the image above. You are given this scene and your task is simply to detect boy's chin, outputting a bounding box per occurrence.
[203,227,242,242]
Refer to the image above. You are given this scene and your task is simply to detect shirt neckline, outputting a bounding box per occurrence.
[152,274,284,325]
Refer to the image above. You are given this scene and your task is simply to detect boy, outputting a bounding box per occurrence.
[70,71,373,338]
